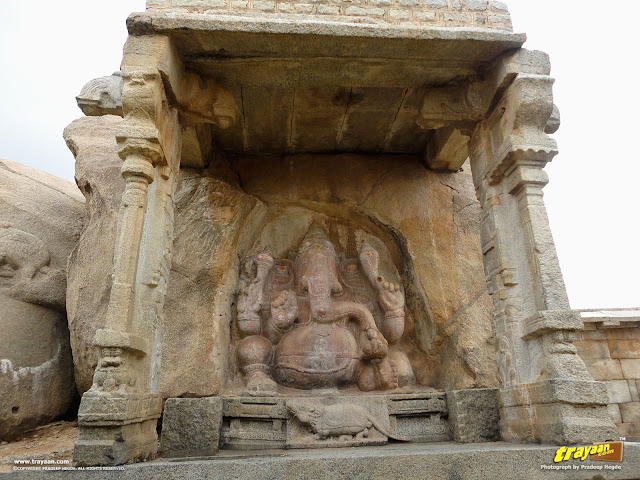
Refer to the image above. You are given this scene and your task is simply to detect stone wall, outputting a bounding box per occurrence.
[146,0,512,30]
[575,310,640,440]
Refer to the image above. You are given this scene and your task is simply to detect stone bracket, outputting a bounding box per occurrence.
[93,329,150,357]
[181,124,213,168]
[424,127,470,171]
[522,310,584,338]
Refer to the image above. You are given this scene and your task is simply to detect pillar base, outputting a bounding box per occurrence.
[498,379,618,444]
[73,392,162,466]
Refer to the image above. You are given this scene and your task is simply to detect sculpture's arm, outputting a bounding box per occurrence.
[237,250,274,336]
[358,242,405,343]
[264,289,298,344]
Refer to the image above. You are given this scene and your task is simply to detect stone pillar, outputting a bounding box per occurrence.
[468,52,618,444]
[73,36,183,467]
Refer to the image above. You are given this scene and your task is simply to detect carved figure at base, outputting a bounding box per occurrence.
[235,225,414,394]
[288,402,407,441]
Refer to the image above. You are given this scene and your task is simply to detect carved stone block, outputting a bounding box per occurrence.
[388,392,451,442]
[216,392,454,450]
[221,397,287,449]
[160,397,223,458]
[447,388,499,442]
[286,396,391,448]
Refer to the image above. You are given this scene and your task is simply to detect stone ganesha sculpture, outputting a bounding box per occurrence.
[235,226,414,394]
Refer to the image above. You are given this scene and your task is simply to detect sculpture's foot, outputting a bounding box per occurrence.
[388,350,415,388]
[359,328,388,360]
[358,357,398,391]
[246,372,278,396]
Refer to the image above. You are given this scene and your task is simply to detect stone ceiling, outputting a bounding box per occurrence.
[129,11,525,157]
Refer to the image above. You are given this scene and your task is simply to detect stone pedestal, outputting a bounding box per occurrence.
[73,393,162,466]
[159,390,502,456]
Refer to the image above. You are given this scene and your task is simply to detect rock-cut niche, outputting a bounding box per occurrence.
[229,215,434,396]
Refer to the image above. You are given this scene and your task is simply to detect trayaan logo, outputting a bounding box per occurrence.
[554,441,624,463]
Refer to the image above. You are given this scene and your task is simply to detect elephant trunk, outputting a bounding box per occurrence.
[306,275,376,330]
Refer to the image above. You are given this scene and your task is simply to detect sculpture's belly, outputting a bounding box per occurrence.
[273,323,359,389]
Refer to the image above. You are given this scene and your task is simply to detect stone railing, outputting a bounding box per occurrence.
[575,308,640,440]
[146,0,512,30]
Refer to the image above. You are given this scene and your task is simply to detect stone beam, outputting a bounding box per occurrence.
[468,52,618,444]
[424,127,470,171]
[181,124,213,168]
[419,49,561,171]
[126,12,524,89]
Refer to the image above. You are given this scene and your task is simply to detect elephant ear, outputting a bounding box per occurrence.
[339,256,379,316]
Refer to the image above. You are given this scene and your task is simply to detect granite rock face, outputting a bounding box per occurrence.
[0,159,84,440]
[64,112,496,397]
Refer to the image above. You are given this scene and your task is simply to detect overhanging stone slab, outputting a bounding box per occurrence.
[127,12,526,88]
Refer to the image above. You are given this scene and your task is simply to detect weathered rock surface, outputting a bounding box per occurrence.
[0,159,84,440]
[161,168,258,397]
[64,114,496,397]
[63,115,126,394]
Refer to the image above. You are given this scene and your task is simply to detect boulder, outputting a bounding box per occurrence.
[0,159,84,440]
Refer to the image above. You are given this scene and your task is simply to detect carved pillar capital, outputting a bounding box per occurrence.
[120,67,163,123]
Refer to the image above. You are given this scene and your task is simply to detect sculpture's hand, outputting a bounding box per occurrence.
[254,251,274,283]
[360,327,388,359]
[358,241,380,286]
[270,290,297,331]
[377,277,405,314]
[237,250,274,336]
[360,242,405,313]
